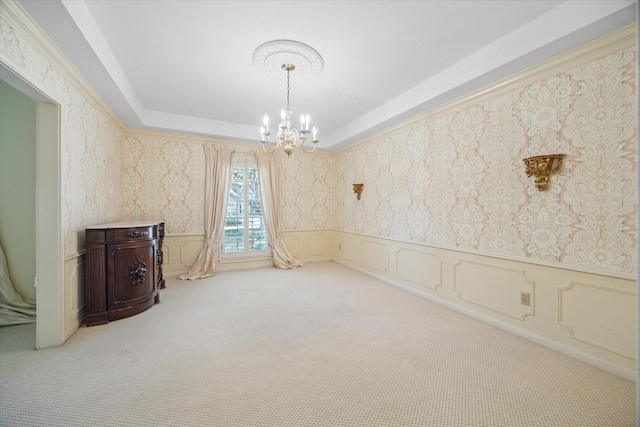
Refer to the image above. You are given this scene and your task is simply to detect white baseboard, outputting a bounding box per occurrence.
[164,257,333,279]
[300,257,333,264]
[334,259,637,382]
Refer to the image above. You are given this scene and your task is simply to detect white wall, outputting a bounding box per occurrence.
[0,79,36,302]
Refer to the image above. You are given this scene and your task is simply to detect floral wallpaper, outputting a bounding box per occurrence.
[1,13,124,258]
[118,45,636,276]
[64,91,124,255]
[334,47,637,275]
[280,152,334,230]
[4,5,635,276]
[122,137,206,234]
[120,140,333,235]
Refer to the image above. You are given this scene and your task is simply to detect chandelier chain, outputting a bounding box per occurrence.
[286,69,291,112]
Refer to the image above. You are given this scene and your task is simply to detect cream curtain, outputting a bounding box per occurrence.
[179,144,235,280]
[254,151,302,269]
[0,242,36,325]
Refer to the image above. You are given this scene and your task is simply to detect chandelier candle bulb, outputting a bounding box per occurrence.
[313,126,317,140]
[306,115,310,131]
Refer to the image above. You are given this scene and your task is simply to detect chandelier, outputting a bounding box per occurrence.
[259,63,318,156]
[253,40,323,157]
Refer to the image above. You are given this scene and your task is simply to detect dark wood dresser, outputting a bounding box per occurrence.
[85,221,165,327]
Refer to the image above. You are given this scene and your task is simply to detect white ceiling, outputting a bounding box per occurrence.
[16,0,637,151]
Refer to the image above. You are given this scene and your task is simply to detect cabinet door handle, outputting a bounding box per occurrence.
[126,231,149,238]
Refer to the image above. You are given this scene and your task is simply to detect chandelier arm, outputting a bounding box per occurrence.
[300,143,317,154]
[289,128,306,148]
[261,142,277,154]
[261,133,281,150]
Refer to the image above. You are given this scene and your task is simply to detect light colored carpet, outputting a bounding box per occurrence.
[0,261,636,426]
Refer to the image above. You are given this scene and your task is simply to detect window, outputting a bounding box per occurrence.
[222,154,269,258]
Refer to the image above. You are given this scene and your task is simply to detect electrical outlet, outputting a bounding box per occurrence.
[520,291,530,306]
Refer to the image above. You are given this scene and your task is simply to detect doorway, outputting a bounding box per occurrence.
[1,63,63,349]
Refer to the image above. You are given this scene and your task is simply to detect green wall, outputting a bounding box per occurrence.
[0,79,37,301]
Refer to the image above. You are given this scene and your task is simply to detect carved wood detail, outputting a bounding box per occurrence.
[129,259,147,286]
[126,230,149,238]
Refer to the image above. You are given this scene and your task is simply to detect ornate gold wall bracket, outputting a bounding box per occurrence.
[523,154,565,191]
[353,183,364,200]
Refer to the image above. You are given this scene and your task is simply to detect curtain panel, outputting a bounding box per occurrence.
[179,144,235,280]
[255,151,303,269]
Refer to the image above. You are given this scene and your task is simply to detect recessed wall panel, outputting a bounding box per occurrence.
[307,234,327,257]
[64,255,85,334]
[361,240,389,273]
[336,235,356,261]
[558,281,637,359]
[282,234,301,257]
[453,260,534,320]
[396,248,441,290]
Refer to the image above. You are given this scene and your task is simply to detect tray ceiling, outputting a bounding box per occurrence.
[16,0,636,151]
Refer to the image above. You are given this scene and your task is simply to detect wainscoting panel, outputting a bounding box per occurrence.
[336,234,356,261]
[558,281,636,359]
[307,233,328,257]
[162,235,204,276]
[331,231,637,378]
[360,240,389,273]
[396,248,442,290]
[161,235,218,276]
[453,260,534,320]
[64,254,85,338]
[282,233,301,256]
[180,236,206,270]
[164,231,334,277]
[282,230,333,262]
[162,239,173,266]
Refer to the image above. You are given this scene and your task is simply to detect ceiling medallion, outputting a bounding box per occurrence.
[252,40,324,77]
[255,40,323,156]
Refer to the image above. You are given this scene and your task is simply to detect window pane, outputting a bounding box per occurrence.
[224,166,245,253]
[247,167,268,251]
[222,162,269,257]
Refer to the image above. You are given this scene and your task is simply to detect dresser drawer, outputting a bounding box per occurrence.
[106,226,154,243]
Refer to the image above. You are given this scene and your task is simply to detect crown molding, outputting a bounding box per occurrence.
[333,24,637,156]
[0,0,126,131]
[125,127,248,146]
[124,127,333,158]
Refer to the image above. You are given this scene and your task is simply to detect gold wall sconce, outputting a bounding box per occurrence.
[353,184,364,200]
[523,154,565,191]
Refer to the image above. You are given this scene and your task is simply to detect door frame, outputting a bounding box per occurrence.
[1,61,64,349]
